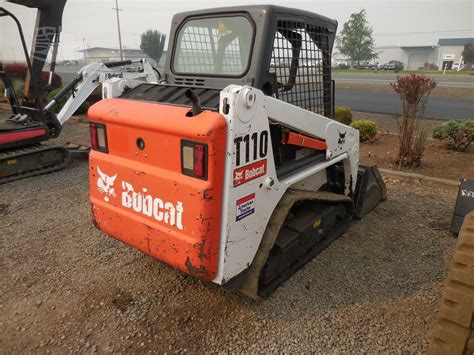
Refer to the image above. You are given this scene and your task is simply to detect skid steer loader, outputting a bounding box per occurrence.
[88,5,387,298]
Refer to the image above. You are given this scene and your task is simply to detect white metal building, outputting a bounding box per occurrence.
[437,38,473,70]
[400,45,438,70]
[332,37,473,70]
[78,47,157,66]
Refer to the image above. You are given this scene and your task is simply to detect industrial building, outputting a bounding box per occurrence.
[333,37,473,70]
[78,47,158,66]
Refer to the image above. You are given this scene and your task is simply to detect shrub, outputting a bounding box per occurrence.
[391,74,437,167]
[47,87,90,115]
[335,106,353,125]
[423,62,438,70]
[433,120,474,152]
[4,63,62,90]
[351,120,377,142]
[12,79,24,98]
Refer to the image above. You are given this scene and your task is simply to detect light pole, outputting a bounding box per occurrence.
[112,0,124,60]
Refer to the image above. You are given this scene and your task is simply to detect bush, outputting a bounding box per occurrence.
[351,120,377,142]
[433,120,474,152]
[390,74,437,167]
[47,87,90,115]
[335,106,352,125]
[4,63,62,90]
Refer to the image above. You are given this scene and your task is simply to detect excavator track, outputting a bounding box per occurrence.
[231,189,353,299]
[0,143,71,185]
[429,212,474,355]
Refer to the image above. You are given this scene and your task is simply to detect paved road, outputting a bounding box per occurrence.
[335,89,473,120]
[333,72,474,88]
[333,73,473,119]
[56,66,473,119]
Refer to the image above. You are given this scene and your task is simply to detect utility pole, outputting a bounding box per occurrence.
[112,0,124,61]
[82,38,88,62]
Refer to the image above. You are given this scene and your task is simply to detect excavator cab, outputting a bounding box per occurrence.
[89,5,386,298]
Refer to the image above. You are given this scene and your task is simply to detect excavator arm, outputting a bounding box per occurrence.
[45,59,159,125]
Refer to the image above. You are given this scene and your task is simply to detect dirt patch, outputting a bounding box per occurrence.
[0,203,9,216]
[360,133,474,180]
[352,111,447,136]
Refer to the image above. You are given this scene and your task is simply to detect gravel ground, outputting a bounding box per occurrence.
[0,121,458,353]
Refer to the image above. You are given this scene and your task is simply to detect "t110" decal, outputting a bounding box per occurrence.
[234,130,268,167]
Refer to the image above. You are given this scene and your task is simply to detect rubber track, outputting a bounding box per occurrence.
[257,202,352,298]
[429,212,474,355]
[0,144,71,185]
[235,190,353,299]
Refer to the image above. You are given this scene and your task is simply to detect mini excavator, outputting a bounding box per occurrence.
[0,2,158,183]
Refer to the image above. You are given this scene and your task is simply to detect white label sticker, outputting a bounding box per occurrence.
[236,193,255,221]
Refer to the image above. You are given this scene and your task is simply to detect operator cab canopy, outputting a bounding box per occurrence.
[168,6,336,110]
[122,5,337,116]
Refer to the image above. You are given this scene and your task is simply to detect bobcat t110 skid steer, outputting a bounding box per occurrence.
[89,5,387,298]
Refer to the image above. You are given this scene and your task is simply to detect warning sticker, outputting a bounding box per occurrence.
[236,193,255,221]
[233,159,267,187]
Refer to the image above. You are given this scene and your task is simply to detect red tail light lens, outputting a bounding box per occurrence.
[90,123,98,149]
[181,140,208,180]
[194,144,205,178]
[89,123,108,153]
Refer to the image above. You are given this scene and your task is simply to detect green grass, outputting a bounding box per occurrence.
[333,68,473,76]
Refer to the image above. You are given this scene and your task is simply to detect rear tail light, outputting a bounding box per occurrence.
[181,140,208,180]
[89,122,108,153]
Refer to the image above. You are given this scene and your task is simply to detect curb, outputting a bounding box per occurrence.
[379,168,460,190]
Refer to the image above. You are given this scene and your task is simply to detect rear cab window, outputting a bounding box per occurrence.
[173,16,253,77]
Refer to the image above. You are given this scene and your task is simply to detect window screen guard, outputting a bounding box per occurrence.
[173,16,253,76]
[270,21,332,116]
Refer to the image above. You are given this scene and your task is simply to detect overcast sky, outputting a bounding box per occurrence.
[0,0,473,61]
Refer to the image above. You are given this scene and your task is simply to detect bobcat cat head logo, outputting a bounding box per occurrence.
[234,171,243,183]
[338,131,346,145]
[97,167,117,202]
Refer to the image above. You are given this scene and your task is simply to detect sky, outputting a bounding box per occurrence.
[0,0,473,61]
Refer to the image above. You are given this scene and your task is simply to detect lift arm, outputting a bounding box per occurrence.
[44,59,159,125]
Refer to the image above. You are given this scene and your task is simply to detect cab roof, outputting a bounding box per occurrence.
[173,4,337,32]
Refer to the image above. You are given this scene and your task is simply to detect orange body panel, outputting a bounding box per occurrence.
[88,99,227,280]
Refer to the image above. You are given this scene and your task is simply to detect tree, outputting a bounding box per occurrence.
[336,10,376,66]
[462,44,474,70]
[140,30,166,64]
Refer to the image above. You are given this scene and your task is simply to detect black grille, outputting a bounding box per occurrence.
[270,21,332,116]
[120,84,221,111]
[173,77,206,87]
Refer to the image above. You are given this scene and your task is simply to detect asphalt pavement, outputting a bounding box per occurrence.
[56,66,473,120]
[333,73,473,119]
[335,89,473,120]
[333,72,474,88]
